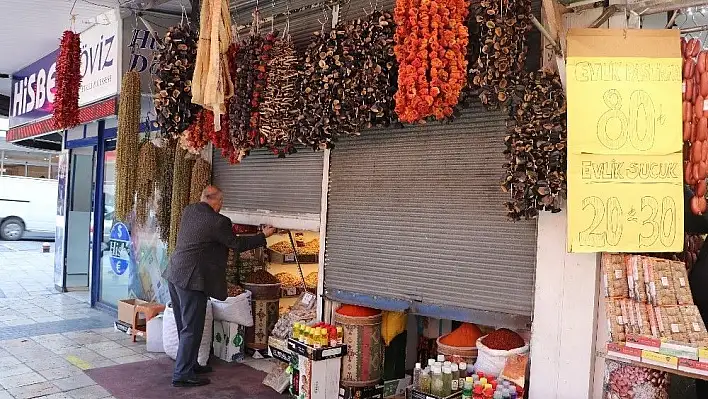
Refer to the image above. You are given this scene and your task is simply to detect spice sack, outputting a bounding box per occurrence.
[474,335,529,377]
[163,301,214,366]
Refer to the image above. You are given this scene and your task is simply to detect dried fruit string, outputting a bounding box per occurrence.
[135,141,157,226]
[156,140,176,242]
[168,146,195,253]
[114,71,141,223]
[189,157,212,204]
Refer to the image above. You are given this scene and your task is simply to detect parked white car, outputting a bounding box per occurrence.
[0,176,58,240]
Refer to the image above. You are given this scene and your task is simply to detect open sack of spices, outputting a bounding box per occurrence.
[474,328,529,377]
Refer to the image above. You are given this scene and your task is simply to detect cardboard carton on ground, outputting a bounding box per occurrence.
[213,320,245,363]
[117,298,149,326]
[297,355,341,399]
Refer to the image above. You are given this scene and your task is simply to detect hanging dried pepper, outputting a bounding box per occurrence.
[393,0,470,123]
[114,71,141,223]
[53,30,81,130]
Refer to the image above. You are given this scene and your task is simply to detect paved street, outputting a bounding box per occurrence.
[0,241,166,399]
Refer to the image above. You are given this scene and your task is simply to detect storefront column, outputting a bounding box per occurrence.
[529,211,600,399]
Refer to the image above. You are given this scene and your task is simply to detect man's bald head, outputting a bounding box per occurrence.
[201,185,224,212]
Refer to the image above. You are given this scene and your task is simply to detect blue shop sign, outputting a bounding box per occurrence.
[109,222,131,276]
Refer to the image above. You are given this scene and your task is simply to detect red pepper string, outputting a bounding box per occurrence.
[53,30,81,130]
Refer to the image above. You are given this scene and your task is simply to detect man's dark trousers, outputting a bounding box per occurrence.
[168,281,207,382]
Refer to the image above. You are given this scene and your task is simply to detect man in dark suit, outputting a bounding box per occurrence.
[163,185,275,387]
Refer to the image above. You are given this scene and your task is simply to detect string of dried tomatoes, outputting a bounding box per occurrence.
[393,0,470,123]
[53,30,81,130]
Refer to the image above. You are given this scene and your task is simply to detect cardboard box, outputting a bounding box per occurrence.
[288,338,347,360]
[117,298,149,326]
[213,321,245,363]
[339,384,384,399]
[269,336,294,363]
[297,355,341,399]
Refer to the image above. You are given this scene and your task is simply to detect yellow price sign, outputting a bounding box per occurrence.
[567,29,684,253]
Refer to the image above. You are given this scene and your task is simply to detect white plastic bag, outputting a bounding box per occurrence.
[162,301,214,366]
[146,315,164,353]
[474,335,529,377]
[210,291,254,326]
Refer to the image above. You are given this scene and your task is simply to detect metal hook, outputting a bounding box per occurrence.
[270,0,276,33]
[318,5,329,35]
[364,0,373,15]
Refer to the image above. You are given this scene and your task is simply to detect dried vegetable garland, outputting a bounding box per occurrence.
[502,70,566,220]
[179,110,210,155]
[469,0,532,110]
[168,147,195,253]
[135,141,157,226]
[156,140,176,242]
[114,71,141,223]
[260,36,300,157]
[189,157,212,203]
[229,32,277,159]
[53,31,81,130]
[154,25,201,139]
[393,0,470,123]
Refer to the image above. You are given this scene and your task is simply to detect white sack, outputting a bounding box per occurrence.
[473,335,529,377]
[162,301,214,366]
[211,291,254,326]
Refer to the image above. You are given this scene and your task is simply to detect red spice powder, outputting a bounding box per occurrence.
[481,328,525,351]
[335,305,381,317]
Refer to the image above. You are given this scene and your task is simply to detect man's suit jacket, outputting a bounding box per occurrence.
[162,202,266,300]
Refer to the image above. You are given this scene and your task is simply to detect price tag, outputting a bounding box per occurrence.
[661,276,670,287]
[285,287,297,296]
[694,322,701,332]
[704,99,708,111]
[567,30,684,253]
[684,81,687,93]
[614,269,623,279]
[617,316,624,325]
[671,323,680,333]
[300,292,316,308]
[680,277,686,287]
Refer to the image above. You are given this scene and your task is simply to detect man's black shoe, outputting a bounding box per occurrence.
[195,365,213,374]
[172,377,211,387]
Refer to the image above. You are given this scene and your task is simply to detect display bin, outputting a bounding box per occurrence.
[287,338,348,360]
[243,282,280,350]
[268,249,318,265]
[268,336,294,363]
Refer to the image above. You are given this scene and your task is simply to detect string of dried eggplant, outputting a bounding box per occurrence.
[154,25,201,139]
[114,71,141,223]
[189,157,212,204]
[135,141,157,226]
[260,36,300,157]
[502,70,566,220]
[296,12,399,150]
[469,0,531,110]
[156,140,176,242]
[168,146,195,253]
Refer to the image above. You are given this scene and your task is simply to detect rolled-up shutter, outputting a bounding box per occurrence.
[324,104,538,327]
[212,148,323,228]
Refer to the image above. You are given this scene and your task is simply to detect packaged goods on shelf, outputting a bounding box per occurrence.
[680,305,708,346]
[647,259,678,307]
[671,260,694,305]
[655,306,688,342]
[627,256,648,303]
[602,253,629,298]
[606,298,627,343]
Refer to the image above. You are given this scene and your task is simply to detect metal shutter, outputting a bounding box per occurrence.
[212,148,323,215]
[324,104,538,325]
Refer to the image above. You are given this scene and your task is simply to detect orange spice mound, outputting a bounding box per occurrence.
[335,305,381,317]
[439,323,483,347]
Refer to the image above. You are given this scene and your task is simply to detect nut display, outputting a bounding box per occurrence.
[305,272,318,289]
[469,0,532,110]
[502,69,567,220]
[393,0,469,122]
[275,272,300,288]
[604,360,669,399]
[245,269,280,285]
[154,25,201,139]
[602,253,629,298]
[269,239,319,255]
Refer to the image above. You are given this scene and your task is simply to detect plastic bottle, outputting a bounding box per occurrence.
[312,330,321,349]
[450,363,460,391]
[437,355,446,362]
[413,363,422,390]
[509,392,517,399]
[419,369,431,394]
[336,326,344,345]
[442,366,452,396]
[502,388,511,399]
[493,392,502,399]
[462,379,473,399]
[467,363,475,377]
[473,385,484,399]
[458,362,467,380]
[431,366,444,397]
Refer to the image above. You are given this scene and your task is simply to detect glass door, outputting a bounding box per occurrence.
[98,139,126,305]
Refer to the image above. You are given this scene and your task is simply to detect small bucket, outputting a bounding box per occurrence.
[243,283,280,350]
[436,337,478,363]
[335,312,384,387]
